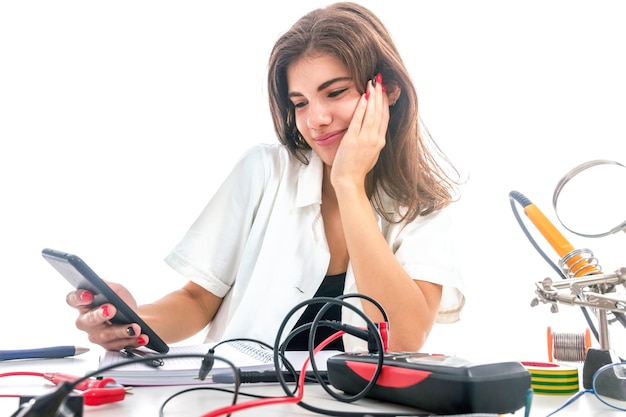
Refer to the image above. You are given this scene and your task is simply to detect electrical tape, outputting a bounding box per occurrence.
[522,361,579,395]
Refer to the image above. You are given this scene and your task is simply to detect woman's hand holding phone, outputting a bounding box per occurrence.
[66,282,150,352]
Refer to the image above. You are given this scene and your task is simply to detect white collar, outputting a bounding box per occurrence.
[295,150,324,208]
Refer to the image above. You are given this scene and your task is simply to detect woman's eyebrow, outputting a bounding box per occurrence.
[288,77,353,98]
[317,77,352,91]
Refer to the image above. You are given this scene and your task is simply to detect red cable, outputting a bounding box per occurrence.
[0,371,127,406]
[200,331,345,417]
[0,372,47,400]
[0,372,45,400]
[0,372,45,379]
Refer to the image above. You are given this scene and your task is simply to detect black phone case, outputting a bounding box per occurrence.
[42,248,169,354]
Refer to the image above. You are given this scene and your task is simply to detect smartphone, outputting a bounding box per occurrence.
[42,248,169,353]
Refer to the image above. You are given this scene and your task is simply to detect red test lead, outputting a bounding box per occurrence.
[82,387,132,406]
[0,371,131,407]
[43,372,118,391]
[42,372,130,406]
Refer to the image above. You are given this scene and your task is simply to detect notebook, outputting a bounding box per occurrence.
[97,341,338,386]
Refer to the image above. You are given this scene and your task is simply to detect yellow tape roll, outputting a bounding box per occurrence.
[522,361,579,395]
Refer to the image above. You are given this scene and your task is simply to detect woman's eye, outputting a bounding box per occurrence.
[328,88,348,98]
[292,101,307,110]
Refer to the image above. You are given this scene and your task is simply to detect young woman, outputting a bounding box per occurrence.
[67,2,465,353]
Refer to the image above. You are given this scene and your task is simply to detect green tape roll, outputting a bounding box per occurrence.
[522,361,579,395]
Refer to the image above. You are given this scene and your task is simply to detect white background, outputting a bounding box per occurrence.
[1,0,625,364]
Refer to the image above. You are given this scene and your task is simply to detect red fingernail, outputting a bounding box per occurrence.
[137,336,147,346]
[365,91,370,100]
[382,84,387,93]
[80,291,93,303]
[375,73,382,85]
[101,305,110,318]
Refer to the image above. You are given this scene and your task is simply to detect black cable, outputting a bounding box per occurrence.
[9,352,240,417]
[274,294,436,417]
[273,294,386,406]
[308,296,384,403]
[157,382,430,417]
[10,381,74,417]
[296,400,429,417]
[159,294,407,417]
[210,337,274,352]
[156,294,387,417]
[209,337,300,395]
[158,386,272,417]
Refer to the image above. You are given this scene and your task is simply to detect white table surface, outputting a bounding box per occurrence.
[1,349,623,417]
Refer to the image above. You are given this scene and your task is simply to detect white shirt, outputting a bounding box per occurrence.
[164,143,465,351]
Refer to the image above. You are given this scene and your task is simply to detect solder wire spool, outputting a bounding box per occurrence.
[547,326,592,363]
[521,327,591,395]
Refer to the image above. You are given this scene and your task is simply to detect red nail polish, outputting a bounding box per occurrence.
[365,91,370,100]
[101,305,110,318]
[375,73,382,85]
[382,85,387,93]
[137,336,147,346]
[80,291,93,303]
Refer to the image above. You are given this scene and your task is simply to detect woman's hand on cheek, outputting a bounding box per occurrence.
[331,76,389,191]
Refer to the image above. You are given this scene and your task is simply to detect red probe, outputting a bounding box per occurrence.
[80,387,130,406]
[0,371,131,406]
[42,372,131,406]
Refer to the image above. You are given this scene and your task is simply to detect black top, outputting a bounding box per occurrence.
[287,272,346,351]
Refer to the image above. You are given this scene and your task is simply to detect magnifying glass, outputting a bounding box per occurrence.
[553,160,626,238]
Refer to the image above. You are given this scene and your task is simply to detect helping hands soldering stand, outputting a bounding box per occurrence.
[530,266,626,389]
[512,160,626,392]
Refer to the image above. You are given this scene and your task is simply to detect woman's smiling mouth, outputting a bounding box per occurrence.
[314,129,347,147]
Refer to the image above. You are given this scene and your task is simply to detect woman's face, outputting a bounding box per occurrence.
[287,53,362,167]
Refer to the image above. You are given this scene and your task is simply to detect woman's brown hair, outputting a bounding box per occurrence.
[268,2,460,222]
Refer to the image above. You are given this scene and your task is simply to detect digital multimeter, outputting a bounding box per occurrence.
[326,352,531,415]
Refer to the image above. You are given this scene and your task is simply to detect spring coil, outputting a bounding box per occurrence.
[558,247,601,278]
